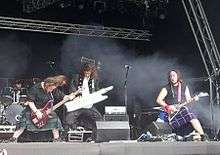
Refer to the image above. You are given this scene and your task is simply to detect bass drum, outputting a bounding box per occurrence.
[5,104,24,125]
[0,87,14,106]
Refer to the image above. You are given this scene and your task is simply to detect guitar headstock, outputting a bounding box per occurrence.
[197,92,209,98]
[77,87,84,94]
[194,92,209,101]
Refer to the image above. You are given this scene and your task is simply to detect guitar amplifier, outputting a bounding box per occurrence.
[104,114,129,121]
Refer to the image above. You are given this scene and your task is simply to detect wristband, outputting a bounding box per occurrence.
[164,105,172,113]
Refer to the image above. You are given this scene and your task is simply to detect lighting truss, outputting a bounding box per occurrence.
[0,16,151,41]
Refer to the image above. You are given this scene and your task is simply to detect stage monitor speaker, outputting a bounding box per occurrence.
[148,122,172,136]
[104,114,129,121]
[96,121,130,142]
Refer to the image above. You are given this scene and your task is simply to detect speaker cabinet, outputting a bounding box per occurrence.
[96,121,130,142]
[148,122,172,136]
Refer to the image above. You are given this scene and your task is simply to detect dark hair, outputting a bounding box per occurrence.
[12,79,23,87]
[167,69,182,84]
[79,64,97,79]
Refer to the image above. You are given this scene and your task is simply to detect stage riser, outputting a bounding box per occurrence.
[0,142,220,155]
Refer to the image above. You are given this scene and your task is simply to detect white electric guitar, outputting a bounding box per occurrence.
[65,86,114,112]
[153,92,209,122]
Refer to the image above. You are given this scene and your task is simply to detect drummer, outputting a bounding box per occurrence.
[12,80,27,105]
[0,87,14,106]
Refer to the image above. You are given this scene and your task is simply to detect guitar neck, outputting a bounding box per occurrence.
[52,100,66,111]
[177,97,196,108]
[52,91,79,111]
[179,101,188,108]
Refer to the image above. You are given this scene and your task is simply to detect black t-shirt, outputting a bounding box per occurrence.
[26,83,65,111]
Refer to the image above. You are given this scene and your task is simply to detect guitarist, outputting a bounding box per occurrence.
[156,70,208,141]
[9,75,76,142]
[65,63,103,141]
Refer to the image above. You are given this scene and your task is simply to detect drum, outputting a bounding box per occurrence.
[19,88,28,103]
[0,87,14,106]
[4,104,24,125]
[0,104,5,124]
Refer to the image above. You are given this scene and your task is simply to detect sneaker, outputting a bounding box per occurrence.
[53,138,63,142]
[3,137,17,143]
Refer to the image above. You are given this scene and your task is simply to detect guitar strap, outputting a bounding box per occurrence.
[171,81,182,103]
[177,82,182,102]
[49,92,54,108]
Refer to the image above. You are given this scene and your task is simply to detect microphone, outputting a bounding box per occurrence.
[125,65,132,69]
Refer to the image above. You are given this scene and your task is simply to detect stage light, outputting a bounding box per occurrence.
[75,0,86,10]
[93,1,106,14]
[158,8,167,20]
[59,1,72,8]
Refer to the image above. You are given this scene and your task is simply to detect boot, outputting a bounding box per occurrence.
[3,137,18,143]
[201,133,209,141]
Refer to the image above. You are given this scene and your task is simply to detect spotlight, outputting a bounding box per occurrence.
[93,1,106,14]
[75,0,86,10]
[158,9,167,20]
[78,4,84,10]
[59,1,72,8]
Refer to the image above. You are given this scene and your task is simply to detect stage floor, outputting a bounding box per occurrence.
[0,141,220,155]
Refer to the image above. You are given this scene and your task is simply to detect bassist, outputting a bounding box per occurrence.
[10,75,76,142]
[156,70,208,141]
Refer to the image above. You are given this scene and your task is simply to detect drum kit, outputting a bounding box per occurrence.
[0,87,27,125]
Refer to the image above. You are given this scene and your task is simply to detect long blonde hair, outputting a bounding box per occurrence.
[43,75,68,89]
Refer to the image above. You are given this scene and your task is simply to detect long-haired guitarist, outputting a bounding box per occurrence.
[10,75,77,142]
[156,70,208,141]
[66,63,103,141]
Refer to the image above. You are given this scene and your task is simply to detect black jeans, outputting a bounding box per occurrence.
[64,107,103,140]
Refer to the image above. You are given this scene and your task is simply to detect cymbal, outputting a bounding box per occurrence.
[0,96,13,106]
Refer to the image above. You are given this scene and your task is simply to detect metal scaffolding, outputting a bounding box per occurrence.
[0,16,151,41]
[182,0,220,136]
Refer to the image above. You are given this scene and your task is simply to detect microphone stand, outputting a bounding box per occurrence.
[124,66,130,114]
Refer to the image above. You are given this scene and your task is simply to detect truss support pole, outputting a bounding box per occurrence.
[182,0,220,137]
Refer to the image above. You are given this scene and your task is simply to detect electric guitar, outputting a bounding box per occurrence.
[31,86,113,128]
[65,86,114,112]
[31,91,79,128]
[168,92,209,122]
[153,92,209,122]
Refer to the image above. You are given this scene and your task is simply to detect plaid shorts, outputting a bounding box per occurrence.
[170,106,197,129]
[16,110,64,132]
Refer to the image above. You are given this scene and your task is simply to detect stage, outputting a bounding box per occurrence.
[0,141,220,155]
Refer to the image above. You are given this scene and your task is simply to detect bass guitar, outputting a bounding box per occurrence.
[31,91,79,128]
[31,86,113,128]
